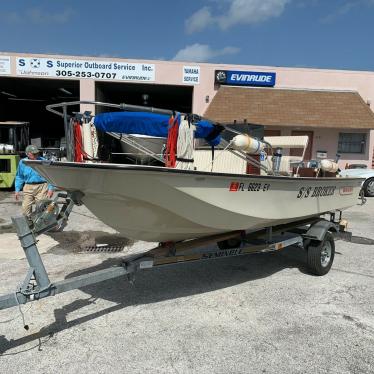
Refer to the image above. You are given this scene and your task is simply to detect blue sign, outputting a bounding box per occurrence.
[215,70,276,87]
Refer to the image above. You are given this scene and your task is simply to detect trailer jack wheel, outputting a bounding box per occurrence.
[306,232,335,276]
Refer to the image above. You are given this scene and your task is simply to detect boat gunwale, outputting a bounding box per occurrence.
[24,160,366,182]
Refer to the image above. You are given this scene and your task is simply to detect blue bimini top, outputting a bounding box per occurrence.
[93,111,222,146]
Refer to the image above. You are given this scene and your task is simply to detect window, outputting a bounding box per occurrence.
[0,159,11,173]
[337,133,366,154]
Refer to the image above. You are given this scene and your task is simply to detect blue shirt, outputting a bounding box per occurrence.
[15,157,54,192]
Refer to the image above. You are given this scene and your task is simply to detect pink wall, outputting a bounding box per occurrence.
[265,126,371,167]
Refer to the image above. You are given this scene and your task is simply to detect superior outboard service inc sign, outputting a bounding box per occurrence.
[16,57,155,82]
[215,70,276,87]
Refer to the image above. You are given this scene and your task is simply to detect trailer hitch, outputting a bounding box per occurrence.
[0,192,77,314]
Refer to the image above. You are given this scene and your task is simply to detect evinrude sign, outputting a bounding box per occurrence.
[215,70,276,87]
[16,57,155,82]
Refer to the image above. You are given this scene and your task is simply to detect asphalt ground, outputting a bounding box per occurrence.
[0,191,373,373]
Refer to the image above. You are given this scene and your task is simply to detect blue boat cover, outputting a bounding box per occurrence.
[93,111,221,146]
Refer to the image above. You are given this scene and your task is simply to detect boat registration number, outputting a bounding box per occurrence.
[229,182,271,192]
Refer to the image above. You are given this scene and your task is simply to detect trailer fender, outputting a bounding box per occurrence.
[304,219,338,242]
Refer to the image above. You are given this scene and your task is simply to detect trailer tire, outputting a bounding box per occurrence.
[217,237,242,250]
[363,177,374,197]
[307,232,335,276]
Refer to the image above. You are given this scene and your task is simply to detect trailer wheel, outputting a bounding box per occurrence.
[217,237,242,250]
[363,177,374,197]
[306,232,335,276]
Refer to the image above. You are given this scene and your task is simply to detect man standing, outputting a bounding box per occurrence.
[15,145,54,218]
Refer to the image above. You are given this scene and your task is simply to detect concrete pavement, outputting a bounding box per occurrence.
[0,191,373,373]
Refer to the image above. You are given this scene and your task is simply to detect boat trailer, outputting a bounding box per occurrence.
[0,193,350,314]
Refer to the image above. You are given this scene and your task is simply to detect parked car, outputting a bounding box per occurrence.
[340,166,374,197]
[345,163,367,169]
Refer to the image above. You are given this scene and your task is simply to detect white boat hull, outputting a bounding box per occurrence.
[27,161,363,242]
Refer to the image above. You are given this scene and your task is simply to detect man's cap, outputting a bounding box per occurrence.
[25,145,40,154]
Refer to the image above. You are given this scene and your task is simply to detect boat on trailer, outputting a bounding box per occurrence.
[0,100,366,315]
[25,100,363,242]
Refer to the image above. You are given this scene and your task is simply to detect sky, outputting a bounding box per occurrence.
[0,0,374,71]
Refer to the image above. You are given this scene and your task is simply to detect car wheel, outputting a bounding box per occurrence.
[363,177,374,197]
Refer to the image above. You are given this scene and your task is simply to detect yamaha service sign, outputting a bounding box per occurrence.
[215,70,276,87]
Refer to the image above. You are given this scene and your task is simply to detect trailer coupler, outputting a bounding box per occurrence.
[0,212,129,312]
[0,192,79,311]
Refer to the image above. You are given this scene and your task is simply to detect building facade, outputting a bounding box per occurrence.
[1,52,374,168]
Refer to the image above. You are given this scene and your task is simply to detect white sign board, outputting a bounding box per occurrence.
[0,56,11,75]
[183,66,200,84]
[16,57,155,81]
[316,151,327,159]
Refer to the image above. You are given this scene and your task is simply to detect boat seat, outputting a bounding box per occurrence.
[193,149,247,174]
